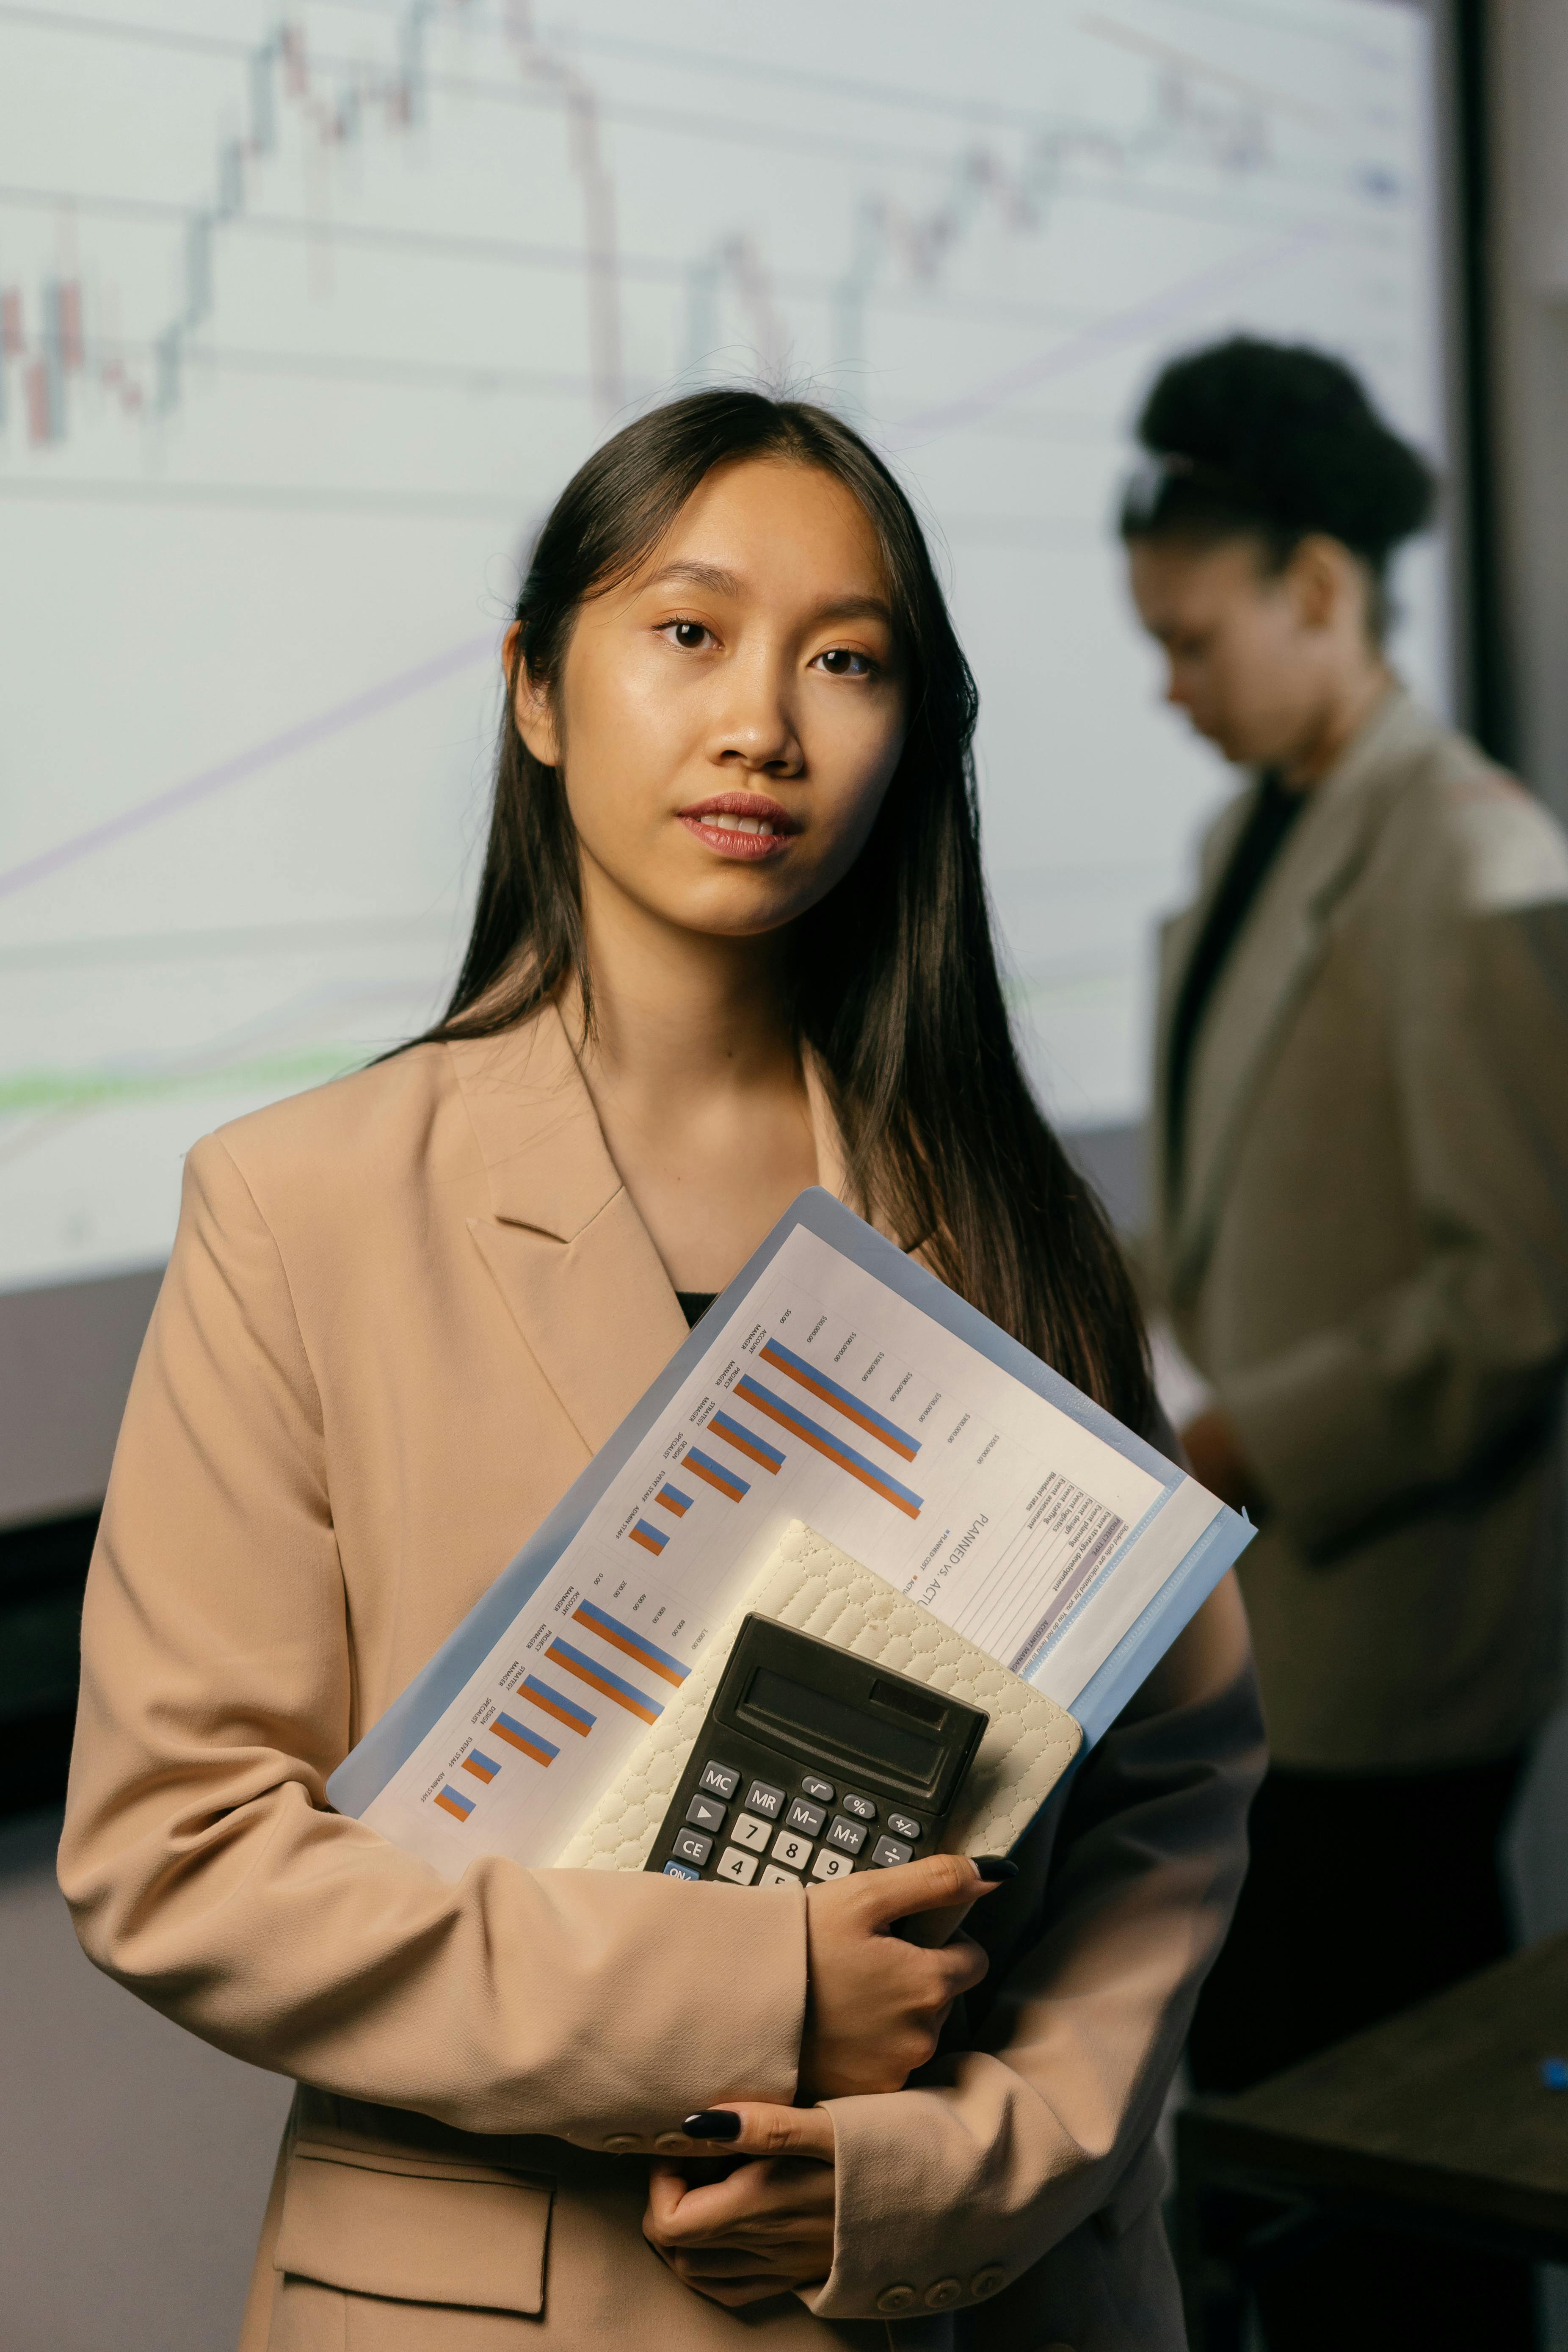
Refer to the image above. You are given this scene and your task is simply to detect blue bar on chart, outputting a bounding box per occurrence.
[518,1675,594,1737]
[708,1407,784,1474]
[732,1373,924,1519]
[684,1445,748,1503]
[573,1598,689,1689]
[757,1335,921,1459]
[491,1712,559,1767]
[628,1517,668,1557]
[462,1747,500,1785]
[434,1783,475,1822]
[655,1482,693,1518]
[547,1636,663,1725]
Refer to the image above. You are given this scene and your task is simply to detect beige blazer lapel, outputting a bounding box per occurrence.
[1168,687,1426,1299]
[449,1005,688,1455]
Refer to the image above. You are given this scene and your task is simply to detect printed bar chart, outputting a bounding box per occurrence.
[573,1599,689,1689]
[684,1447,749,1503]
[708,1408,785,1474]
[434,1784,475,1822]
[546,1637,663,1724]
[628,1518,668,1557]
[732,1375,925,1518]
[758,1337,921,1460]
[491,1712,560,1766]
[519,1676,594,1736]
[654,1483,693,1518]
[461,1747,500,1784]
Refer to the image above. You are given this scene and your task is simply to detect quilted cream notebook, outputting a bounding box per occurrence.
[552,1521,1083,1872]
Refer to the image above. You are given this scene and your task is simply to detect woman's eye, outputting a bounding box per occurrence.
[814,647,874,677]
[661,619,715,651]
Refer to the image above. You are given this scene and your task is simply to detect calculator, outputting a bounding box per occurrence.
[646,1614,988,1890]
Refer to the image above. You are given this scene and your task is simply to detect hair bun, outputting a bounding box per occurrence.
[1133,334,1435,560]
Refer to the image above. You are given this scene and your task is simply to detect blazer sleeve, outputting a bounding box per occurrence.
[803,1570,1264,2319]
[1217,845,1568,1555]
[57,1136,806,2141]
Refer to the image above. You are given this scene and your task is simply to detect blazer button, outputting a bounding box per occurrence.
[602,2134,640,2152]
[971,2265,1006,2297]
[875,2286,919,2314]
[653,2132,690,2151]
[924,2277,963,2308]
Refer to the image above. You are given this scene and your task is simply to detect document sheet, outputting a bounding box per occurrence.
[329,1190,1251,1877]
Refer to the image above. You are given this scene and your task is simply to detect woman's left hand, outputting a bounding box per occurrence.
[642,2104,836,2308]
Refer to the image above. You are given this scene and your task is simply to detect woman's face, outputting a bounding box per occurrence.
[514,457,908,940]
[1126,532,1363,769]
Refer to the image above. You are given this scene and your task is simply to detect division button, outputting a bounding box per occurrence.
[757,1863,800,1888]
[801,1772,835,1803]
[685,1792,727,1833]
[824,1815,867,1855]
[744,1779,786,1819]
[872,1835,914,1868]
[663,1861,702,1880]
[785,1797,826,1837]
[887,1812,922,1841]
[771,1829,813,1871]
[715,1846,759,1884]
[671,1828,712,1866]
[840,1791,877,1822]
[730,1811,772,1852]
[699,1761,740,1799]
[810,1849,853,1880]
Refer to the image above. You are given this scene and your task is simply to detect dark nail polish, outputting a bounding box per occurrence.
[974,1855,1019,1882]
[681,2109,742,2141]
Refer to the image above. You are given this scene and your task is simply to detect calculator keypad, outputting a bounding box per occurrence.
[663,1754,945,1888]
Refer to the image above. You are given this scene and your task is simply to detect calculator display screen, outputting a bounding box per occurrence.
[743,1667,939,1778]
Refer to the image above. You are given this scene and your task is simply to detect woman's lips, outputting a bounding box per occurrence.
[677,791,798,862]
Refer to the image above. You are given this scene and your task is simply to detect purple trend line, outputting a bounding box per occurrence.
[0,634,497,904]
[883,222,1329,449]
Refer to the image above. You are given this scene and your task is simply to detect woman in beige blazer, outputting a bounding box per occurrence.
[1124,337,1568,2351]
[61,390,1262,2350]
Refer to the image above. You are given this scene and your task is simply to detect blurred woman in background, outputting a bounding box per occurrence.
[1124,334,1568,2351]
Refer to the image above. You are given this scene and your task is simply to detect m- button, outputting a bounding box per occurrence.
[874,2285,918,2314]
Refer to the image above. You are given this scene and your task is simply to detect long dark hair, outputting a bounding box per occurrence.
[421,389,1153,1431]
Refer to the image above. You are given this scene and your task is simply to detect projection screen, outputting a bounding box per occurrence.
[0,0,1453,1515]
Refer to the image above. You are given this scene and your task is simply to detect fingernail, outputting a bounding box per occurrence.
[974,1855,1019,1882]
[681,2109,742,2141]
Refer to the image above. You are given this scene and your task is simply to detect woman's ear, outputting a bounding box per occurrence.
[505,622,561,766]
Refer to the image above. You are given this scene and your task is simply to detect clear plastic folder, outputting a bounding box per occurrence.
[328,1188,1253,1879]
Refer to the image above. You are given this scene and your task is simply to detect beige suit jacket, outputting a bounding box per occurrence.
[1148,687,1568,1770]
[59,1003,1262,2350]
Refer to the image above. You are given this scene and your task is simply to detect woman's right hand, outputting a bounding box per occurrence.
[799,1852,1003,2100]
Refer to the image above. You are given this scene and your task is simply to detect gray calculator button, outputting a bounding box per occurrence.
[887,1812,922,1842]
[699,1761,740,1800]
[771,1829,814,1871]
[758,1864,800,1888]
[801,1772,835,1803]
[672,1828,713,1866]
[744,1779,786,1819]
[731,1811,772,1852]
[811,1848,853,1880]
[841,1791,877,1822]
[686,1793,727,1833]
[825,1815,867,1855]
[715,1845,759,1884]
[664,1860,701,1880]
[785,1798,825,1837]
[872,1835,914,1868]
